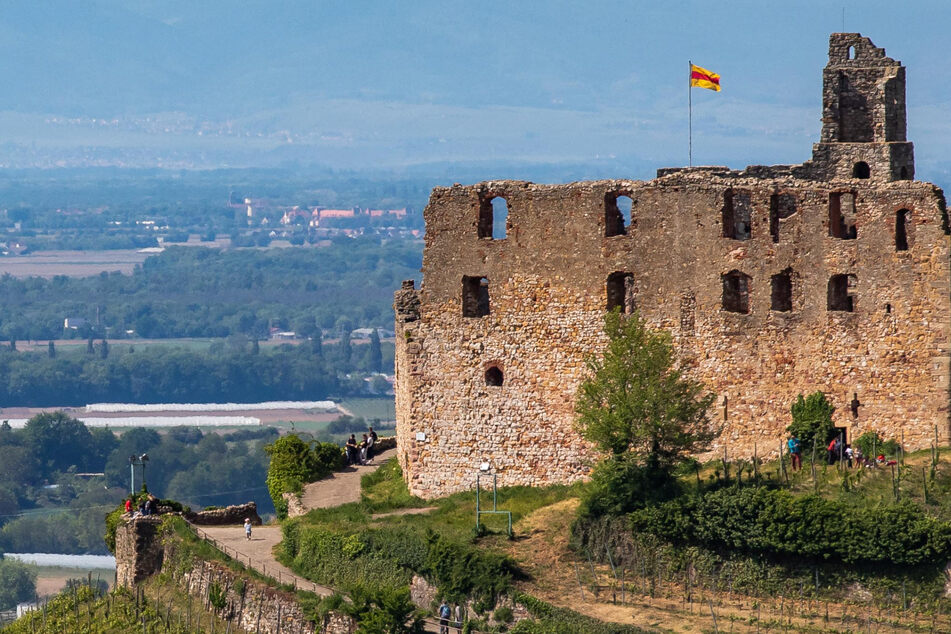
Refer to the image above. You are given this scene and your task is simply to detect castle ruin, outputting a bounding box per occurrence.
[394,34,951,499]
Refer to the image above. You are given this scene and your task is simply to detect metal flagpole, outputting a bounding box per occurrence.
[688,60,693,167]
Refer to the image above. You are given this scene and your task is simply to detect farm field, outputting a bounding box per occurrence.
[338,397,396,421]
[0,250,154,278]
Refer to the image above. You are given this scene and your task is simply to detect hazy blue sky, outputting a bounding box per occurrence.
[2,1,951,180]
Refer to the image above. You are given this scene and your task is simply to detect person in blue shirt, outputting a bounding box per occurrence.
[787,434,802,471]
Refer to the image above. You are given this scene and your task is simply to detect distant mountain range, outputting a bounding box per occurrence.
[2,1,951,181]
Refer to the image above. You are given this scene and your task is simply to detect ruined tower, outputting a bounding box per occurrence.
[807,33,914,183]
[395,34,951,499]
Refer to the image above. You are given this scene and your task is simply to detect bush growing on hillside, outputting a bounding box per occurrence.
[787,392,835,453]
[265,435,345,518]
[629,486,951,566]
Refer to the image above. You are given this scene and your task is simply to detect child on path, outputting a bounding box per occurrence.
[244,518,252,541]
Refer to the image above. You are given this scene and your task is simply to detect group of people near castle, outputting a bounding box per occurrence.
[345,426,378,466]
[786,433,897,470]
[123,494,159,517]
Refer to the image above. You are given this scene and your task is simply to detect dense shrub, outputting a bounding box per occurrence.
[629,486,951,566]
[579,455,682,517]
[424,532,516,606]
[787,392,835,453]
[264,435,345,518]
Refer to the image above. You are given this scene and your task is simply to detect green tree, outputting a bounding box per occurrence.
[24,411,95,476]
[341,330,353,365]
[787,392,835,453]
[310,327,323,356]
[98,339,109,359]
[86,337,94,354]
[368,329,382,373]
[47,341,55,358]
[575,310,716,471]
[0,558,36,609]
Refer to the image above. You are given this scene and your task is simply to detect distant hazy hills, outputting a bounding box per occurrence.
[1,1,950,179]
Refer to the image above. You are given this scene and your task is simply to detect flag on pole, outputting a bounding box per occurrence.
[690,64,721,91]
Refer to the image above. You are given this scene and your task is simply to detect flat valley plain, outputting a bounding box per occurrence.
[0,249,154,278]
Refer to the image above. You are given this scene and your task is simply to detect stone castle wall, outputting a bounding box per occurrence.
[395,33,951,499]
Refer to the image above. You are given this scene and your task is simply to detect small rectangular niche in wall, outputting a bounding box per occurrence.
[829,192,857,239]
[722,190,752,240]
[827,274,856,312]
[606,272,635,313]
[769,193,797,243]
[462,276,490,317]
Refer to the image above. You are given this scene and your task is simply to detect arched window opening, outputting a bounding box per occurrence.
[853,162,870,179]
[885,303,892,314]
[462,276,490,317]
[828,192,857,239]
[722,270,751,314]
[722,190,752,241]
[847,45,856,60]
[477,195,508,239]
[895,209,910,251]
[827,274,856,312]
[606,272,635,313]
[771,270,793,312]
[769,193,798,243]
[485,366,503,387]
[604,194,634,237]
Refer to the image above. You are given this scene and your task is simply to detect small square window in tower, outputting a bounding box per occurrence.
[827,274,855,312]
[462,276,490,317]
[722,190,751,240]
[769,194,797,243]
[484,366,503,387]
[721,270,751,314]
[606,272,635,313]
[477,196,508,239]
[828,192,857,239]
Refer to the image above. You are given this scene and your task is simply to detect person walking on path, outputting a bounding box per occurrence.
[787,434,802,471]
[244,518,252,541]
[438,600,451,634]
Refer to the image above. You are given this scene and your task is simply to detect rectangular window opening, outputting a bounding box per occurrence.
[722,271,751,314]
[829,192,857,239]
[770,270,793,312]
[769,193,798,243]
[462,276,490,317]
[606,272,635,313]
[722,191,752,241]
[827,274,855,312]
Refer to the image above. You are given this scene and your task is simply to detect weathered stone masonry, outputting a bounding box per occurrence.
[395,34,951,499]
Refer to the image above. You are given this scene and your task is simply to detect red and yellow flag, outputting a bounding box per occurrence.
[690,64,721,91]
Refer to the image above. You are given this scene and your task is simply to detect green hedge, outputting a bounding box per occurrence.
[264,435,344,518]
[629,486,951,566]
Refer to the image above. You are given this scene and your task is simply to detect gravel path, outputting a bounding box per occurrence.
[297,447,397,511]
